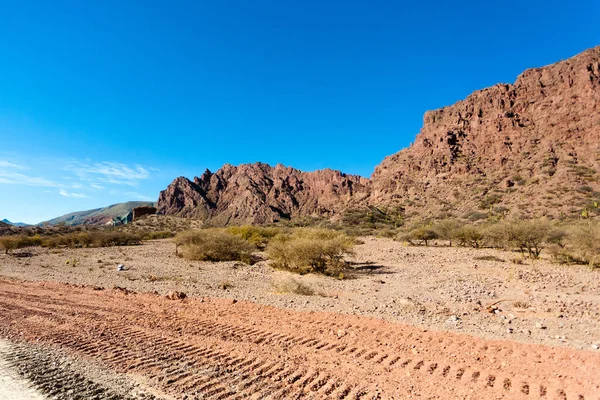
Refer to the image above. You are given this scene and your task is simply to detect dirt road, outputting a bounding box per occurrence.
[0,278,598,399]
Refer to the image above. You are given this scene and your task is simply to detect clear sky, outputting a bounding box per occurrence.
[1,0,599,224]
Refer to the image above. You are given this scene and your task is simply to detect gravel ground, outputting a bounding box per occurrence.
[1,237,599,351]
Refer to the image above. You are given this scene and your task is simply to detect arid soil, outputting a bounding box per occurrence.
[1,278,599,399]
[1,237,599,351]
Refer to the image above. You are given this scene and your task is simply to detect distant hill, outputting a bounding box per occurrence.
[41,201,156,226]
[1,219,30,227]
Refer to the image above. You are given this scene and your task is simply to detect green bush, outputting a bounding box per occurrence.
[266,228,354,275]
[174,229,254,263]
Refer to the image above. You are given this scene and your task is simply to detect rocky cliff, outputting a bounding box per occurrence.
[158,46,600,223]
[371,46,600,219]
[157,163,370,224]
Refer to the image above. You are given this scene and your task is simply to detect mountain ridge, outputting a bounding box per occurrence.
[41,201,156,226]
[156,45,599,223]
[1,219,30,227]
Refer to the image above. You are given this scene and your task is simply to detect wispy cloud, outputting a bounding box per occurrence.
[59,189,88,198]
[1,158,156,202]
[66,161,151,187]
[0,159,60,187]
[0,170,61,187]
[0,160,25,169]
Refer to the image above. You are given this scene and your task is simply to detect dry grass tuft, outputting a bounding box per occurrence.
[272,277,315,296]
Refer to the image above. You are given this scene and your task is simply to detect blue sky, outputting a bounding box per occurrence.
[1,0,599,224]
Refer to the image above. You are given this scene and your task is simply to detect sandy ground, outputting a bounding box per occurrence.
[1,279,599,399]
[0,340,45,400]
[1,237,598,351]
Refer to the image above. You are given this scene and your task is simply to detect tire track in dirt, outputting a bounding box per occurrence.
[0,340,160,400]
[0,279,599,399]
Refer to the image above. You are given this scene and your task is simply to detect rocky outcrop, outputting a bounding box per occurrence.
[158,46,600,223]
[371,46,600,219]
[157,163,370,224]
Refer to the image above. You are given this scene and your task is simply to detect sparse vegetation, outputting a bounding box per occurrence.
[226,225,281,249]
[272,277,315,296]
[397,226,438,246]
[140,230,175,240]
[432,219,463,246]
[44,231,142,248]
[565,221,600,268]
[453,225,486,248]
[0,236,19,254]
[341,206,404,234]
[485,219,563,258]
[266,228,354,275]
[174,229,255,263]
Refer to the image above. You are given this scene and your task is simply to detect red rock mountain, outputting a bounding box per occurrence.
[157,163,370,224]
[158,46,600,223]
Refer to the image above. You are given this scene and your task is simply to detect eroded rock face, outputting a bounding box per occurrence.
[371,46,600,219]
[157,163,370,224]
[158,46,600,222]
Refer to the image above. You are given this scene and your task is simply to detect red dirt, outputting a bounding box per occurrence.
[0,278,599,399]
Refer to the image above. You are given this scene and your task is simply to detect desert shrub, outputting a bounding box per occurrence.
[566,222,600,268]
[141,230,175,240]
[0,236,19,254]
[548,243,581,265]
[485,219,563,258]
[376,228,399,238]
[272,277,315,296]
[174,229,254,263]
[266,228,354,275]
[464,211,488,222]
[341,206,404,231]
[92,232,142,247]
[452,225,486,248]
[397,226,438,246]
[0,235,43,254]
[42,231,142,248]
[226,225,281,249]
[479,194,503,209]
[432,219,463,246]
